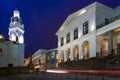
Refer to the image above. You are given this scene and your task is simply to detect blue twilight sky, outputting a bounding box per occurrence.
[0,0,120,58]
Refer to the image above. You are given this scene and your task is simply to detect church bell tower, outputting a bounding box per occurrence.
[8,8,24,44]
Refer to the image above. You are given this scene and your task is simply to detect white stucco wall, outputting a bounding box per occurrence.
[0,41,24,67]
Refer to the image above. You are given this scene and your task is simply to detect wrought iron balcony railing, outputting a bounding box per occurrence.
[97,14,120,29]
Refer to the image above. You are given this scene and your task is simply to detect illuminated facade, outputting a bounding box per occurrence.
[24,57,30,67]
[0,9,24,67]
[32,49,58,70]
[32,49,47,71]
[56,2,120,62]
[46,49,58,69]
[0,36,24,67]
[9,8,24,44]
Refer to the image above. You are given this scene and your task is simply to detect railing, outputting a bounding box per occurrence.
[96,48,120,57]
[96,50,108,57]
[97,14,120,29]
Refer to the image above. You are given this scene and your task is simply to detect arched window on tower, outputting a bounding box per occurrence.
[16,36,18,43]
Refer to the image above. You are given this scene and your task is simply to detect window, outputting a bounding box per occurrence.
[61,37,64,46]
[66,33,70,43]
[16,36,18,42]
[74,28,78,40]
[83,21,89,35]
[0,48,2,56]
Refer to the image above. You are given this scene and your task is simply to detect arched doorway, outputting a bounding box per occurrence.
[82,41,89,59]
[101,39,108,56]
[114,28,120,55]
[73,45,79,61]
[66,48,70,62]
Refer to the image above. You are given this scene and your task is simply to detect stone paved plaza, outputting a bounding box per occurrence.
[0,74,46,80]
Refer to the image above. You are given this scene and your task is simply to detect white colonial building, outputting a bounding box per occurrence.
[56,2,120,62]
[0,8,24,67]
[32,49,47,70]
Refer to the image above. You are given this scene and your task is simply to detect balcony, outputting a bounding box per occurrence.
[97,14,120,29]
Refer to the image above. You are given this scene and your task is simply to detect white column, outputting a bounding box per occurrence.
[64,50,67,62]
[117,33,120,43]
[70,29,74,41]
[58,37,60,47]
[108,30,113,55]
[64,35,66,45]
[70,48,74,61]
[58,50,61,60]
[96,36,101,56]
[79,45,83,59]
[19,35,24,44]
